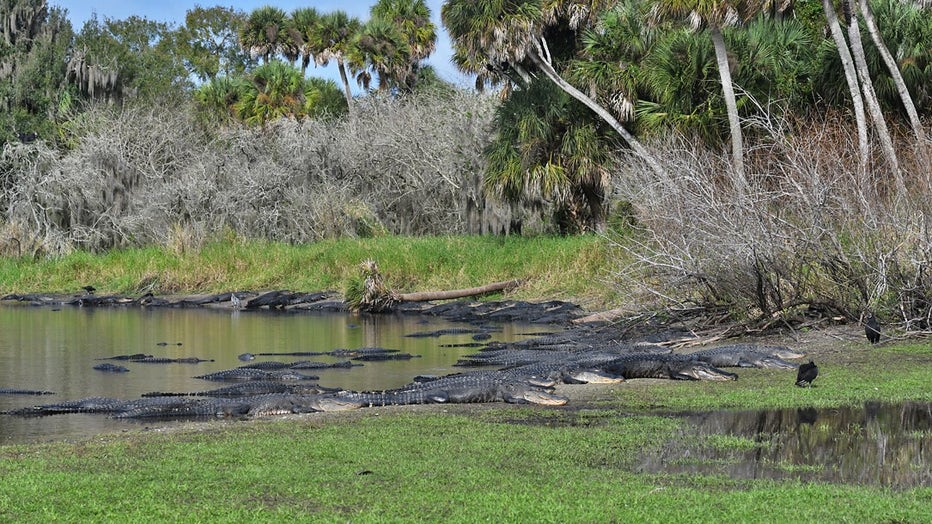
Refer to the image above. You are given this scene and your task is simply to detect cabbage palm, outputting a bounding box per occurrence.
[651,0,760,190]
[290,7,322,76]
[194,75,249,125]
[442,0,664,176]
[370,0,437,90]
[317,11,363,106]
[486,78,616,232]
[234,60,305,126]
[352,17,411,92]
[857,0,924,141]
[239,6,291,64]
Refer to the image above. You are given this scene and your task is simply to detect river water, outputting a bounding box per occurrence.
[0,304,539,445]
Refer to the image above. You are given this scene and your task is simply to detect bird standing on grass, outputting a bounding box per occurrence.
[865,313,881,344]
[796,360,819,388]
[81,285,96,295]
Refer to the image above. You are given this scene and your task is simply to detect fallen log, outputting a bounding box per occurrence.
[346,260,522,312]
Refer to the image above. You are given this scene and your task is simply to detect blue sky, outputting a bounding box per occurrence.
[50,1,471,90]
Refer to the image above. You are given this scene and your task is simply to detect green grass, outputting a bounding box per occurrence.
[1,406,929,522]
[0,235,615,307]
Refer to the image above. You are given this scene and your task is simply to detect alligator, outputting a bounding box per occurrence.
[337,373,569,407]
[0,388,55,395]
[111,396,253,419]
[6,396,129,416]
[193,368,320,382]
[93,363,130,372]
[352,352,420,362]
[244,291,331,310]
[685,344,804,369]
[404,327,500,338]
[96,353,153,361]
[236,360,358,371]
[141,381,341,398]
[328,347,399,358]
[600,353,738,381]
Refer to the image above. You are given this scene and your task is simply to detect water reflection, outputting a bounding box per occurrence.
[0,305,537,445]
[637,402,932,488]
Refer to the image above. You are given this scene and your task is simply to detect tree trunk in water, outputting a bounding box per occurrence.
[396,279,523,302]
[710,26,746,195]
[822,0,870,171]
[527,41,666,178]
[844,0,903,195]
[857,0,925,142]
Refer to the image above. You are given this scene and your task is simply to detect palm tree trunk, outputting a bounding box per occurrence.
[710,26,747,194]
[822,0,870,170]
[527,40,665,178]
[844,0,903,192]
[857,0,925,142]
[337,59,354,110]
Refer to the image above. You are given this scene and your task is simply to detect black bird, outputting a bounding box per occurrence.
[796,360,819,388]
[81,285,96,295]
[865,313,881,344]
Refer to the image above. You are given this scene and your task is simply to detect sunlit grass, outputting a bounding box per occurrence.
[0,235,616,307]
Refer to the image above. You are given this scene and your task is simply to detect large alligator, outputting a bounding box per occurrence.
[599,353,738,381]
[5,393,362,419]
[685,344,804,369]
[336,373,569,407]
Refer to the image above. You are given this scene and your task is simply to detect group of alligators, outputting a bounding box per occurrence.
[1,291,810,422]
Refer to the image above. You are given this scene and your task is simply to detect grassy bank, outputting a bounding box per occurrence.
[0,235,616,308]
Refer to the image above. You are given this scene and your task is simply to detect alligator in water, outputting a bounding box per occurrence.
[0,388,55,395]
[93,363,130,373]
[194,368,320,382]
[684,344,804,369]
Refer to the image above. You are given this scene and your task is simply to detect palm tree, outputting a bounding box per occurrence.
[317,11,362,107]
[820,0,871,170]
[856,0,924,141]
[239,6,290,64]
[842,0,902,187]
[370,0,437,90]
[441,0,665,176]
[194,75,249,125]
[486,78,616,232]
[352,16,411,92]
[290,7,322,76]
[651,0,760,192]
[303,76,349,119]
[234,60,305,126]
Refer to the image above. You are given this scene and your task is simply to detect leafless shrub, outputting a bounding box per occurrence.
[612,112,932,332]
[0,90,518,254]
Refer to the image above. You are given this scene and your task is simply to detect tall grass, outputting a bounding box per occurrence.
[0,235,616,307]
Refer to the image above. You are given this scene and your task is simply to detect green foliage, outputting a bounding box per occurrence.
[70,15,190,101]
[174,5,255,82]
[303,77,349,118]
[235,60,306,126]
[486,78,618,232]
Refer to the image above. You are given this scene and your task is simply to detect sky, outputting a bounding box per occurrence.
[49,1,472,91]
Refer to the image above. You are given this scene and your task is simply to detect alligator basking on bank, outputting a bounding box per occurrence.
[335,373,569,407]
[5,393,362,419]
[683,344,805,369]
